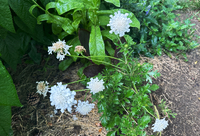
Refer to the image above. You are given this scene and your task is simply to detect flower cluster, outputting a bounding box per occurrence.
[107,11,132,37]
[75,100,95,115]
[87,77,105,94]
[152,118,169,132]
[49,82,77,113]
[48,39,72,61]
[36,81,49,98]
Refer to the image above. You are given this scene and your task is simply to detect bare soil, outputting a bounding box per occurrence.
[10,10,200,136]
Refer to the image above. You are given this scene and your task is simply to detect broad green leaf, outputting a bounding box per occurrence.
[56,1,84,15]
[101,30,118,44]
[98,15,110,26]
[46,2,56,10]
[37,14,74,34]
[0,26,8,39]
[59,57,74,71]
[13,16,47,45]
[0,60,22,106]
[28,44,41,64]
[0,0,15,33]
[105,41,115,56]
[52,24,62,35]
[149,84,159,91]
[89,25,105,63]
[8,0,37,32]
[0,106,12,136]
[41,0,55,8]
[105,0,120,7]
[0,32,21,70]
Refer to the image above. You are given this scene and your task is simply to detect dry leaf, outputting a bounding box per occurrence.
[98,128,102,133]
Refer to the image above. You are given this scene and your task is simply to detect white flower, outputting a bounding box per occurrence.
[75,100,95,115]
[36,81,49,98]
[49,82,77,113]
[87,77,105,94]
[72,115,78,121]
[152,118,169,132]
[48,39,72,61]
[107,11,132,37]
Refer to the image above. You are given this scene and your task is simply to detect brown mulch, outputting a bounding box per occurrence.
[10,10,200,136]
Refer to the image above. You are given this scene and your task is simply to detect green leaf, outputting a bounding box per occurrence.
[0,32,21,70]
[98,15,110,26]
[28,44,41,64]
[46,2,56,10]
[9,0,37,32]
[101,30,118,43]
[29,4,37,18]
[0,0,15,33]
[89,25,105,63]
[52,23,62,35]
[105,0,120,7]
[105,41,115,56]
[138,116,151,129]
[59,57,74,71]
[125,90,134,98]
[37,14,74,34]
[0,106,12,136]
[0,60,22,107]
[149,84,159,91]
[56,1,84,15]
[107,130,116,136]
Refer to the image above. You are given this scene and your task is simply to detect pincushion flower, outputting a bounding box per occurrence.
[152,118,169,132]
[48,39,72,61]
[87,77,105,94]
[75,100,95,115]
[107,11,132,37]
[36,81,49,98]
[49,82,77,113]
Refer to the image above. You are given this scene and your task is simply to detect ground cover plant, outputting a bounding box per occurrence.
[0,0,199,135]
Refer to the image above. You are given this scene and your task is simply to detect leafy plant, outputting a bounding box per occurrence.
[119,0,200,60]
[159,99,177,119]
[29,0,140,70]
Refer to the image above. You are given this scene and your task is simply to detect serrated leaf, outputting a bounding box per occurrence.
[58,57,74,71]
[0,0,15,33]
[0,60,22,107]
[149,84,159,91]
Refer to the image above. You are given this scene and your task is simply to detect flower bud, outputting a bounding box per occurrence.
[74,46,86,53]
[124,44,129,48]
[100,95,104,99]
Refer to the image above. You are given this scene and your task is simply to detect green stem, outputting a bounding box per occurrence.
[70,54,126,71]
[143,107,156,118]
[67,79,85,85]
[32,0,46,12]
[74,89,90,92]
[132,82,138,94]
